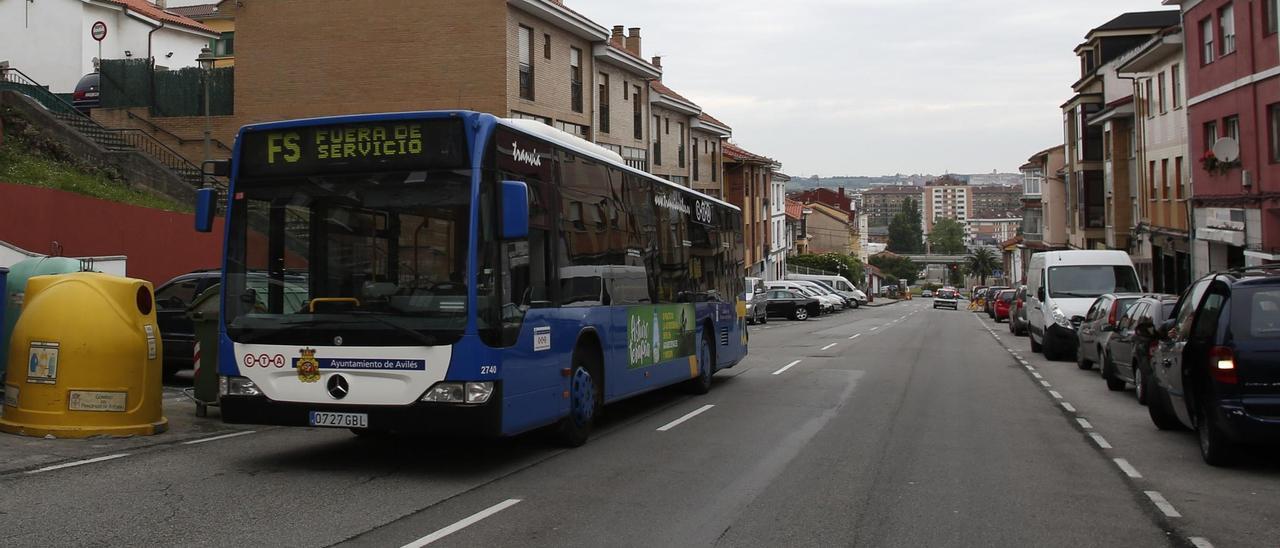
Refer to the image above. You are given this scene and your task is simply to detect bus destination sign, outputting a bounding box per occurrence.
[239,118,466,177]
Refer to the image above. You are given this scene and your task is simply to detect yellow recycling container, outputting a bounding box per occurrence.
[0,272,167,438]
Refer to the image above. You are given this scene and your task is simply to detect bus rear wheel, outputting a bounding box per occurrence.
[554,347,601,447]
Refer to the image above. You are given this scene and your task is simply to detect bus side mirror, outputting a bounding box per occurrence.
[195,188,217,233]
[501,180,530,239]
[202,160,230,177]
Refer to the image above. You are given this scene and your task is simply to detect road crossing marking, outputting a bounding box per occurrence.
[656,404,716,432]
[1114,458,1142,478]
[400,498,523,547]
[820,343,837,351]
[26,454,130,474]
[772,359,803,376]
[1076,418,1093,429]
[1144,491,1182,518]
[1089,433,1112,449]
[182,430,257,445]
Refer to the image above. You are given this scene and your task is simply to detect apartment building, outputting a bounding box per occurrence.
[785,199,810,256]
[971,185,1023,218]
[862,186,923,228]
[769,172,792,280]
[1062,11,1180,250]
[171,2,236,68]
[1118,24,1193,293]
[723,142,777,276]
[594,26,662,171]
[790,187,853,215]
[649,77,698,186]
[1167,0,1280,272]
[966,218,1022,247]
[804,202,858,256]
[923,175,970,235]
[1088,50,1139,254]
[692,113,732,198]
[1018,145,1069,280]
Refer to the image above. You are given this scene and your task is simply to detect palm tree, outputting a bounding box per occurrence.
[964,247,999,286]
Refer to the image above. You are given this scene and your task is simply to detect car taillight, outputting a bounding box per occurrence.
[1107,301,1120,327]
[74,90,86,100]
[1209,346,1237,384]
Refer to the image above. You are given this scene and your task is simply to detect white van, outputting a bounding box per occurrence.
[787,273,866,307]
[1025,250,1141,361]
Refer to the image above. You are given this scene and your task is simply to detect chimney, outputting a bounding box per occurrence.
[625,27,641,57]
[154,0,166,8]
[610,25,625,48]
[651,56,662,68]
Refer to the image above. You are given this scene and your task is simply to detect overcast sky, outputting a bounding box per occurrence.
[582,0,1177,177]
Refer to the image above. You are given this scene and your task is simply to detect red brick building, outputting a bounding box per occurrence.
[1169,0,1280,271]
[790,187,853,216]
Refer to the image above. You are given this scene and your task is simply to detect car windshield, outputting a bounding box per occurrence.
[1047,265,1141,299]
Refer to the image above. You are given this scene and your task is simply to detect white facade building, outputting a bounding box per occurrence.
[0,0,215,92]
[767,172,790,280]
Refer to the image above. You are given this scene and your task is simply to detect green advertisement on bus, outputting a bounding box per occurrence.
[626,304,697,369]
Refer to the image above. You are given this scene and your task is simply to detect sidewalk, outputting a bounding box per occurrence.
[0,385,245,475]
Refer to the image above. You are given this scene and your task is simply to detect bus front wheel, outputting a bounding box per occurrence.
[683,331,715,395]
[554,346,601,447]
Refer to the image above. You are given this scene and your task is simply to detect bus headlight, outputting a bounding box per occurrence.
[221,375,261,397]
[421,382,493,404]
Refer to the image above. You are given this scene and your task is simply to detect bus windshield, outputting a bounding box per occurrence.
[224,169,473,346]
[1047,265,1140,299]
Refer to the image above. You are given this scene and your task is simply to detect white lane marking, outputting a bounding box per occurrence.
[1049,390,1063,400]
[848,333,861,340]
[657,404,716,432]
[1031,372,1044,379]
[1061,402,1077,412]
[1040,380,1052,388]
[1019,359,1029,365]
[182,430,257,445]
[1024,365,1035,371]
[26,454,130,474]
[820,343,837,351]
[870,326,879,331]
[400,498,522,547]
[1076,418,1093,429]
[1089,433,1113,449]
[1114,458,1143,478]
[1189,537,1215,548]
[1144,491,1182,518]
[772,359,803,376]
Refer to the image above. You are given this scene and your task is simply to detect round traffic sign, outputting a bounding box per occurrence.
[91,21,108,42]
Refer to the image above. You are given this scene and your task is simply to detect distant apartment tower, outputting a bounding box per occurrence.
[923,175,970,235]
[971,185,1023,218]
[862,186,923,227]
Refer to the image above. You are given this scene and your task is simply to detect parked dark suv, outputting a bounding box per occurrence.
[155,269,223,377]
[1147,269,1280,466]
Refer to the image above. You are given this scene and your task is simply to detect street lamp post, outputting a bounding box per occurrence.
[197,46,215,188]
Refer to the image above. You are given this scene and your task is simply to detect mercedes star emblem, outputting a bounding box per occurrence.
[333,335,344,346]
[327,374,349,400]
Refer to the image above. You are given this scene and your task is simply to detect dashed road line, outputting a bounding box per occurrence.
[1048,390,1063,400]
[1076,418,1093,429]
[1039,380,1051,388]
[771,359,802,376]
[656,404,716,432]
[400,498,523,547]
[182,430,257,445]
[820,343,837,351]
[1089,432,1112,449]
[1061,402,1077,412]
[1188,537,1215,548]
[26,454,130,474]
[848,333,861,340]
[1031,372,1044,379]
[1114,458,1142,478]
[1144,491,1182,518]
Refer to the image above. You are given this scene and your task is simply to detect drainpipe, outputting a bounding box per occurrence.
[145,20,166,109]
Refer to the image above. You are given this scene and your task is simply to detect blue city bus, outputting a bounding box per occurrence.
[196,110,747,445]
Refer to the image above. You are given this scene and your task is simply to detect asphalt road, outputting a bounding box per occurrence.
[0,300,1268,547]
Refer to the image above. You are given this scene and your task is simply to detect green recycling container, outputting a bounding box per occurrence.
[2,257,83,377]
[188,284,222,416]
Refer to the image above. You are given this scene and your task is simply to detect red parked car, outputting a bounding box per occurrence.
[993,289,1016,322]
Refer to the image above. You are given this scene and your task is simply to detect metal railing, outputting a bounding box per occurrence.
[0,66,220,190]
[786,264,837,276]
[126,110,231,151]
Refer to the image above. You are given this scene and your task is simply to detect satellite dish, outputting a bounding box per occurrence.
[1213,137,1240,163]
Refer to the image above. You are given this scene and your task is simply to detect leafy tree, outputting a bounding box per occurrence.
[870,253,920,285]
[887,197,923,254]
[964,247,1000,286]
[790,253,865,286]
[928,218,966,254]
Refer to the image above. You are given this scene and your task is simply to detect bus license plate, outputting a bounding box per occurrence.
[309,411,368,429]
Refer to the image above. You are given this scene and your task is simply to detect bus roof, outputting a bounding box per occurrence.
[234,110,740,214]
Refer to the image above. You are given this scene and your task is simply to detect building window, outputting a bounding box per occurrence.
[711,141,718,182]
[632,86,642,140]
[1171,64,1181,109]
[1270,103,1280,163]
[510,110,551,125]
[518,25,534,100]
[554,120,589,139]
[569,47,583,113]
[1220,4,1236,55]
[1201,17,1215,64]
[677,122,686,168]
[1267,0,1279,35]
[1149,160,1157,199]
[1204,120,1218,152]
[1144,79,1154,118]
[652,114,661,166]
[543,34,551,59]
[1225,116,1240,146]
[1175,156,1184,199]
[692,138,700,180]
[1161,158,1170,196]
[211,32,234,56]
[1157,72,1167,114]
[598,73,609,134]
